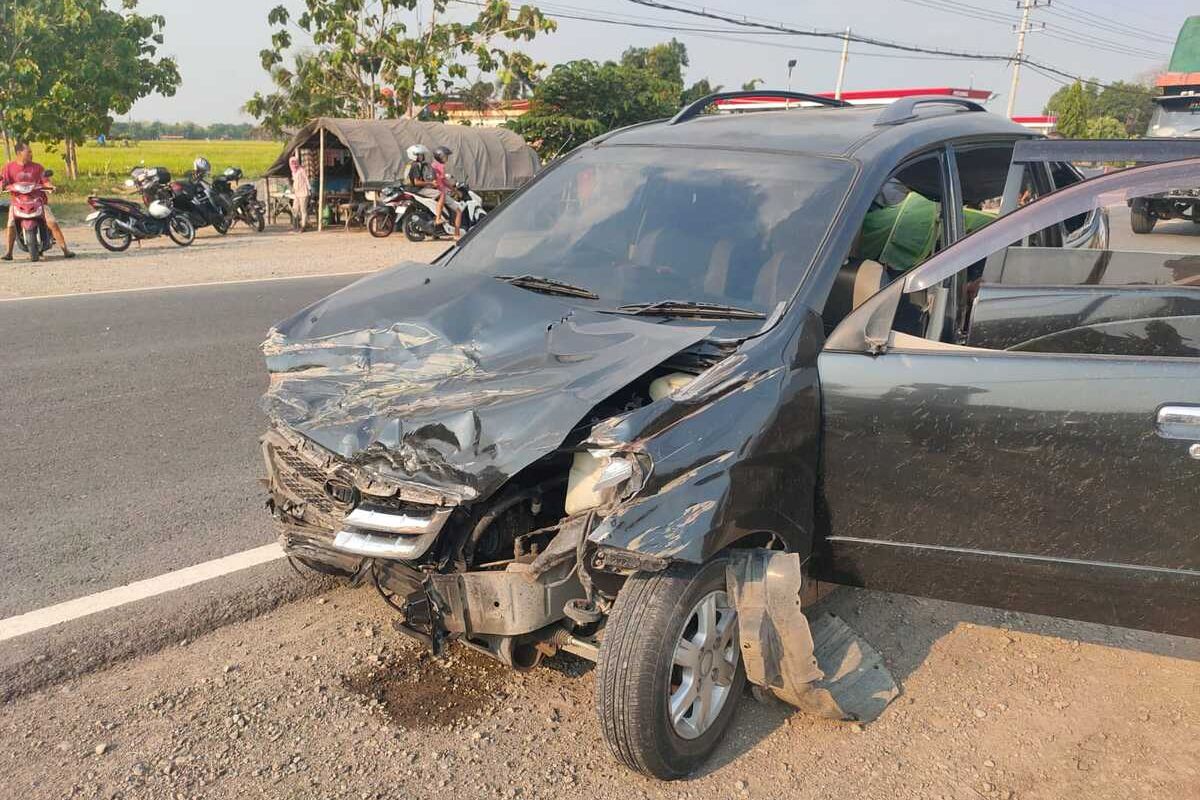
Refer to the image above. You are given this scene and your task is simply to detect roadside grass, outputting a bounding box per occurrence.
[29,140,283,200]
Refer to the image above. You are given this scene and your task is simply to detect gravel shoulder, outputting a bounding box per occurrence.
[0,224,450,299]
[2,581,1196,800]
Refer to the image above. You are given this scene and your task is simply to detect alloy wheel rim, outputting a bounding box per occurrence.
[669,589,739,740]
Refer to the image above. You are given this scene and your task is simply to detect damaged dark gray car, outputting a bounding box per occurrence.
[261,94,1200,778]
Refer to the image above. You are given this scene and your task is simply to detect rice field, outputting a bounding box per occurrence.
[27,140,284,199]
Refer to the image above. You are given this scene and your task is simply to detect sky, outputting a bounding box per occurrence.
[129,0,1196,125]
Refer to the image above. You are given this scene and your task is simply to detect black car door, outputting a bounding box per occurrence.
[816,158,1200,637]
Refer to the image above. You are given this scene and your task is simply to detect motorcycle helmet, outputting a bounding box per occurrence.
[222,166,243,181]
[147,200,173,219]
[406,144,429,162]
[193,156,211,175]
[433,146,452,163]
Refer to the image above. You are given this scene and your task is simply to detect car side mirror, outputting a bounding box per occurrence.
[44,169,54,178]
[823,277,904,354]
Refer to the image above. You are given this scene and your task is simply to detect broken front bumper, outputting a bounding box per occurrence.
[262,429,454,571]
[263,429,588,654]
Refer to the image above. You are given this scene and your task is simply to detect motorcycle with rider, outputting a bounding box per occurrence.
[366,144,486,241]
[2,141,76,262]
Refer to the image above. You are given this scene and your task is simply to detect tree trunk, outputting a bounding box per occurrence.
[65,138,79,180]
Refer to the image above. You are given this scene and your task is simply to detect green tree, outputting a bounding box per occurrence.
[681,78,723,106]
[1044,79,1099,121]
[0,0,178,173]
[461,79,496,120]
[1094,80,1156,136]
[244,51,359,137]
[741,79,764,91]
[248,0,555,132]
[507,55,682,157]
[1084,115,1128,139]
[1053,82,1091,138]
[621,38,688,83]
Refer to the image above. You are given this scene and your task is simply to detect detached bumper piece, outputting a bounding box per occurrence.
[727,549,899,724]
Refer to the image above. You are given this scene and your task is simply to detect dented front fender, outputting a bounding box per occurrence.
[587,310,827,564]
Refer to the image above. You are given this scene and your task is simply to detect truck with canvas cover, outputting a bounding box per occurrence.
[1133,17,1200,232]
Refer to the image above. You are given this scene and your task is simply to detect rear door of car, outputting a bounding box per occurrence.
[815,157,1200,638]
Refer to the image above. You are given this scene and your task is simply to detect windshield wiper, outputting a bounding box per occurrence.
[609,300,766,320]
[494,274,599,299]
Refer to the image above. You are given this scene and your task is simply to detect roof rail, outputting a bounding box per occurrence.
[875,95,988,126]
[668,90,850,126]
[1013,137,1200,164]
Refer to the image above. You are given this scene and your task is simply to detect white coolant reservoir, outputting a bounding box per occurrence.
[648,372,694,401]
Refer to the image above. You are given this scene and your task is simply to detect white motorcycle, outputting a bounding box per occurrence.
[399,180,486,242]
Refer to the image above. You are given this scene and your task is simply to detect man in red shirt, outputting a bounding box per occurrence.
[2,142,75,260]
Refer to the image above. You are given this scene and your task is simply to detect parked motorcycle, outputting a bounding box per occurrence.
[86,166,195,251]
[399,181,487,242]
[365,183,410,238]
[214,167,266,232]
[5,169,56,262]
[170,165,232,235]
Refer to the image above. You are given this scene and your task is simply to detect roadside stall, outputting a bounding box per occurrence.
[264,117,541,231]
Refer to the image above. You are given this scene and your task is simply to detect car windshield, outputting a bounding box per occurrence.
[447,146,855,315]
[1149,99,1200,137]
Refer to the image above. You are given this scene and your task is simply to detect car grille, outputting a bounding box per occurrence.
[271,445,334,515]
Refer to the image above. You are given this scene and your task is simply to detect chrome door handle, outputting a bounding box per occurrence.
[1157,405,1200,441]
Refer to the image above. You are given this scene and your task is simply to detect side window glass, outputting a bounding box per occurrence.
[1050,161,1089,235]
[897,183,1200,358]
[823,155,946,333]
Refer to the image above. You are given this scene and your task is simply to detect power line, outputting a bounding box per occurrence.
[896,0,1018,27]
[453,0,997,63]
[1053,0,1177,45]
[621,0,1156,97]
[1039,25,1167,61]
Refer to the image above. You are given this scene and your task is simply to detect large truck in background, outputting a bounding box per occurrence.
[1132,16,1200,233]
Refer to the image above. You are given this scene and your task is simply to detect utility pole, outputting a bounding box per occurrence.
[1007,0,1047,119]
[835,27,851,101]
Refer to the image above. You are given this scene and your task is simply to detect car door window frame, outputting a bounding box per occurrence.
[823,158,1200,358]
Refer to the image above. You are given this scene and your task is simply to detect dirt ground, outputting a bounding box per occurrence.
[2,581,1195,800]
[0,223,449,299]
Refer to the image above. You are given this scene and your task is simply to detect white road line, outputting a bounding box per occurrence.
[0,270,373,304]
[0,543,286,644]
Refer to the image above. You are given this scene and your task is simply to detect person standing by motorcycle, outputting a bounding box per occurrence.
[289,154,311,232]
[431,146,462,240]
[2,142,75,260]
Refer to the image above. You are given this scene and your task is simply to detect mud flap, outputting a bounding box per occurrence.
[726,550,899,723]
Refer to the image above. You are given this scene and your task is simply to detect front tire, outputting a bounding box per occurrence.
[596,558,745,780]
[27,228,41,263]
[1130,199,1156,234]
[167,215,195,246]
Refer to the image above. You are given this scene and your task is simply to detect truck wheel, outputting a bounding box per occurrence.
[596,557,745,779]
[1130,199,1156,234]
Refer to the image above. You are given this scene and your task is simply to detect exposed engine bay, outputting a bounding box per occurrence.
[262,360,702,669]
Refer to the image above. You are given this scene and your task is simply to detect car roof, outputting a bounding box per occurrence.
[598,104,1036,162]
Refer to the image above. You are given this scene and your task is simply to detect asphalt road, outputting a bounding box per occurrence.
[1108,203,1200,252]
[0,275,360,617]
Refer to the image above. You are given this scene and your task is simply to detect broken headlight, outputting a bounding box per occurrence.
[564,449,645,515]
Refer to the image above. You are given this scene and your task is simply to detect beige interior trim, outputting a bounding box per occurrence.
[888,331,993,353]
[704,239,733,295]
[852,259,884,309]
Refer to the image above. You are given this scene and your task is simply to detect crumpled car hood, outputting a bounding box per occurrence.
[261,262,712,502]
